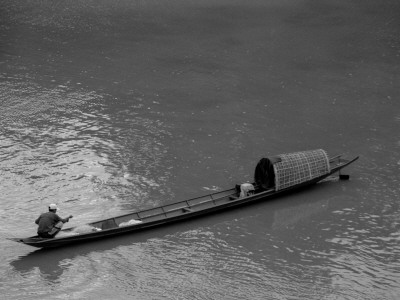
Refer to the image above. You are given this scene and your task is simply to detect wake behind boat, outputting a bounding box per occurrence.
[9,149,359,248]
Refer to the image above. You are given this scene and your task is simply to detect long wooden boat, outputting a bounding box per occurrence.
[9,149,358,248]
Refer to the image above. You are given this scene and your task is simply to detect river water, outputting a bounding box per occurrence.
[0,0,399,299]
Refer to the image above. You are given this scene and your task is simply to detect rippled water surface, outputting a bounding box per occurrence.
[1,0,399,299]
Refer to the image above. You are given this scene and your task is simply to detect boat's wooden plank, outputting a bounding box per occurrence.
[88,191,236,228]
[137,192,237,222]
[138,207,165,218]
[100,218,118,230]
[164,202,191,212]
[139,213,167,223]
[164,208,188,218]
[187,189,236,205]
[87,189,237,224]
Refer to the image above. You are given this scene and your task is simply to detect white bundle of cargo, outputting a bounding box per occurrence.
[118,219,143,227]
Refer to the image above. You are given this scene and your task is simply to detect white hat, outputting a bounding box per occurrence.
[49,204,58,210]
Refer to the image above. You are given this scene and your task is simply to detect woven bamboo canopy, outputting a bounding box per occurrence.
[273,149,330,191]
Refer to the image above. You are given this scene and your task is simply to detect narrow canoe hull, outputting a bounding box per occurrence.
[9,155,358,248]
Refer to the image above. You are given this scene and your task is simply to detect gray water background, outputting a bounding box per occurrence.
[0,0,399,299]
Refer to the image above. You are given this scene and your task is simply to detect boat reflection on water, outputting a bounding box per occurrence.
[10,192,330,282]
[272,198,328,230]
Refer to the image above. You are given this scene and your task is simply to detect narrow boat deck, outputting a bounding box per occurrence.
[90,188,240,230]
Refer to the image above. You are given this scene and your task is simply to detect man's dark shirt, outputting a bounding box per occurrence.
[35,212,66,234]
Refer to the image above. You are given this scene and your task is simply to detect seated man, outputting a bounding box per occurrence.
[239,183,255,198]
[35,204,73,238]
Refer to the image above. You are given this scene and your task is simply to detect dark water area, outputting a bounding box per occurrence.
[1,0,399,299]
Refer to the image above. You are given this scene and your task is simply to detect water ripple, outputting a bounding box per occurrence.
[0,79,172,234]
